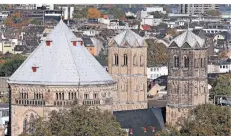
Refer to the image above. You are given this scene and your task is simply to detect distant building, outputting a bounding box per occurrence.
[147,66,168,80]
[179,4,219,15]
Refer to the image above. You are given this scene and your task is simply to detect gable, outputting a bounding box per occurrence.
[169,41,179,48]
[181,42,191,49]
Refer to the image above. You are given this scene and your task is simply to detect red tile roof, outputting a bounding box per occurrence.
[142,25,152,31]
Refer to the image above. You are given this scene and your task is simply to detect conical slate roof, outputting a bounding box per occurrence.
[112,29,146,47]
[8,20,115,85]
[169,30,206,48]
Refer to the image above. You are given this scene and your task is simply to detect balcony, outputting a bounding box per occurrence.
[83,99,100,106]
[54,100,74,106]
[16,99,45,106]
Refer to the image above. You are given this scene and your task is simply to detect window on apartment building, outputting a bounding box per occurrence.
[123,54,128,66]
[223,65,225,68]
[173,55,179,68]
[114,54,119,66]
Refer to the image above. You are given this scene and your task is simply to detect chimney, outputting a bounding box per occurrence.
[32,66,38,72]
[46,40,52,46]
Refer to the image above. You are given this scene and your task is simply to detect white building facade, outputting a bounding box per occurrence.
[147,66,168,80]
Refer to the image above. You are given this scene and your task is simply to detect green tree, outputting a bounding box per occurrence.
[0,54,26,76]
[30,19,42,25]
[0,5,9,11]
[150,11,167,18]
[146,39,168,67]
[19,105,125,136]
[95,49,108,66]
[180,104,231,136]
[107,7,125,19]
[206,10,221,16]
[73,8,88,19]
[156,104,231,136]
[211,73,231,95]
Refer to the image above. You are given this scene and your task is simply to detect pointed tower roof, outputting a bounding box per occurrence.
[169,30,206,48]
[110,29,147,47]
[8,20,115,85]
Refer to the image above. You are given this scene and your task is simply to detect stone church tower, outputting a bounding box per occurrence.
[108,30,148,111]
[166,30,209,125]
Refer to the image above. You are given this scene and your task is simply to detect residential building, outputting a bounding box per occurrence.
[147,66,168,80]
[8,20,117,135]
[141,15,162,26]
[0,103,9,136]
[0,77,9,98]
[166,30,209,126]
[219,58,231,73]
[179,4,219,15]
[144,7,167,14]
[108,29,148,111]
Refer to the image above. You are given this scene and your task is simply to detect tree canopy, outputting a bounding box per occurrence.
[19,105,125,136]
[211,73,231,95]
[0,54,26,76]
[150,11,167,18]
[88,8,101,19]
[146,39,168,67]
[107,7,125,19]
[95,49,108,66]
[156,104,231,136]
[73,8,88,19]
[206,10,221,16]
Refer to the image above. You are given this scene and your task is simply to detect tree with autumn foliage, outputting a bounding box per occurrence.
[5,12,30,28]
[146,39,168,67]
[88,8,101,19]
[19,104,125,136]
[156,104,231,136]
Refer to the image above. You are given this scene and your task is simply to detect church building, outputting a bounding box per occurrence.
[7,20,117,136]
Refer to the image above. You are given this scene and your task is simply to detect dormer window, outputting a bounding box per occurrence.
[46,40,52,46]
[78,41,83,46]
[72,41,77,46]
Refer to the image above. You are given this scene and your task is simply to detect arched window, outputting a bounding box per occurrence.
[114,54,119,66]
[29,114,35,133]
[133,55,137,66]
[62,93,64,100]
[194,59,197,68]
[68,92,70,100]
[56,93,58,100]
[23,118,27,133]
[140,55,144,66]
[59,93,61,100]
[201,58,203,68]
[184,56,189,68]
[74,92,76,99]
[123,54,128,66]
[173,55,179,68]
